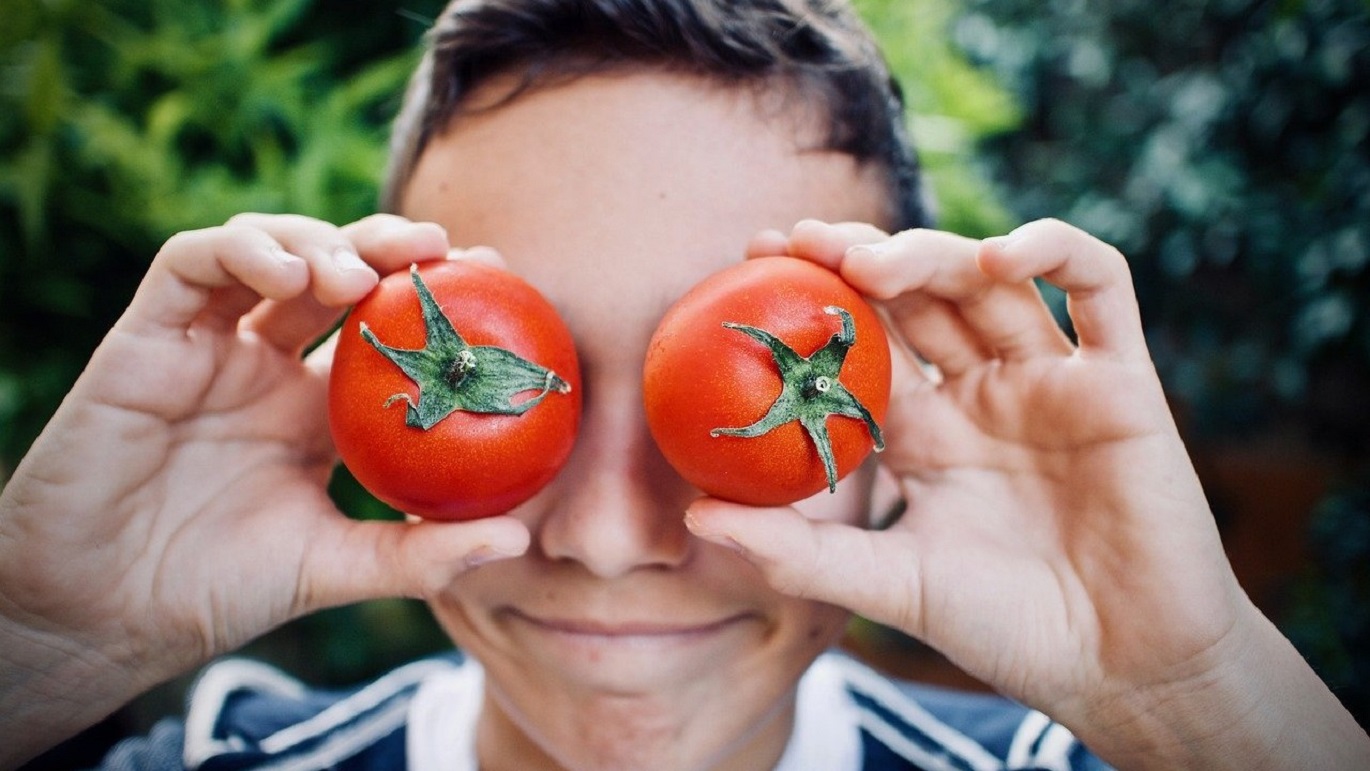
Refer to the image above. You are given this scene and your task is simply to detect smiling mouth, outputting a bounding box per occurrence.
[504,609,755,640]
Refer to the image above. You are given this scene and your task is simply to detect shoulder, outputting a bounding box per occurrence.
[100,654,467,771]
[813,652,1112,771]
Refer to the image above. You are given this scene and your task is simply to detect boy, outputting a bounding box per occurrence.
[2,1,1367,768]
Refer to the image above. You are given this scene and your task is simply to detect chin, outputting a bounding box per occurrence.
[483,675,792,771]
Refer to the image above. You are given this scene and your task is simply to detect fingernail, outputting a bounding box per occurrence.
[270,246,304,266]
[451,245,502,265]
[684,512,747,555]
[683,509,709,534]
[463,544,520,569]
[418,221,450,244]
[847,241,893,260]
[331,246,369,274]
[984,228,1026,250]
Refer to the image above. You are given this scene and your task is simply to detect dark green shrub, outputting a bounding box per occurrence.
[958,0,1370,725]
[0,0,446,470]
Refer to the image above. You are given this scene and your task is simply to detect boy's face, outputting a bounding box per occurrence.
[401,72,893,769]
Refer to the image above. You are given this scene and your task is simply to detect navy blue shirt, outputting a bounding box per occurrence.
[100,651,1109,770]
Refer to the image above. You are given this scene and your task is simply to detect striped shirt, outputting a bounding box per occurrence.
[101,651,1109,770]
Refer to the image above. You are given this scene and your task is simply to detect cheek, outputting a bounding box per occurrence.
[780,599,853,662]
[811,604,854,640]
[422,561,515,640]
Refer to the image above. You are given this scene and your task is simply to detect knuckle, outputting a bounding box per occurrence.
[157,228,201,255]
[349,212,411,234]
[277,213,340,240]
[1029,218,1133,282]
[768,565,814,600]
[216,223,278,251]
[361,212,410,226]
[226,213,340,243]
[1076,231,1131,279]
[836,221,889,245]
[158,224,274,264]
[890,226,930,248]
[1022,217,1079,248]
[224,211,271,227]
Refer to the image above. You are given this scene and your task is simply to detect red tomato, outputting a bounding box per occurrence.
[643,256,890,506]
[329,260,581,521]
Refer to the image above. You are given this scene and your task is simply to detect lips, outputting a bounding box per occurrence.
[503,608,755,639]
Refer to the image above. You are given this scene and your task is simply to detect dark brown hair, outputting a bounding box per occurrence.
[382,0,931,230]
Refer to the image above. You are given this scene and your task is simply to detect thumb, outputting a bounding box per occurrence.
[296,516,531,612]
[684,498,922,634]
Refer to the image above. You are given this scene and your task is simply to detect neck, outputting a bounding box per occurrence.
[474,684,799,771]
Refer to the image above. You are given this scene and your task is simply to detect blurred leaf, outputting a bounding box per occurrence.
[963,0,1370,448]
[856,0,1021,236]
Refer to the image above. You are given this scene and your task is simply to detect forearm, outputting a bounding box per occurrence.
[1077,604,1370,770]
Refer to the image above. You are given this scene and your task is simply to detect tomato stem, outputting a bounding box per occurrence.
[710,306,884,493]
[444,349,478,388]
[360,264,572,430]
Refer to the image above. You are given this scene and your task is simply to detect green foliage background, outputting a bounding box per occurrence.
[959,0,1370,727]
[2,0,1366,759]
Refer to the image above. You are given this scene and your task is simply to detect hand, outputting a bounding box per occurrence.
[687,219,1370,768]
[0,214,529,766]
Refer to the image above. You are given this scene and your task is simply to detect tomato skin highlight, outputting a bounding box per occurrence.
[329,260,581,521]
[643,256,890,506]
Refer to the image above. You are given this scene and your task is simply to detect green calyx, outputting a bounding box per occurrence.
[711,306,884,493]
[361,264,571,430]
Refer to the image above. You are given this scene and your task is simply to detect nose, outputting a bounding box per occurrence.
[533,380,694,578]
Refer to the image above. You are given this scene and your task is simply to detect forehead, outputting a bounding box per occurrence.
[398,72,890,342]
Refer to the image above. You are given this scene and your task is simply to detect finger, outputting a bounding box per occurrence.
[841,230,993,376]
[882,292,991,379]
[979,218,1148,362]
[341,214,450,275]
[240,216,457,353]
[784,219,890,270]
[124,226,310,337]
[878,348,949,470]
[845,229,1074,364]
[296,515,531,610]
[959,279,1076,361]
[245,244,509,354]
[685,499,922,634]
[240,296,345,354]
[780,223,995,377]
[220,214,374,353]
[227,213,379,307]
[744,228,789,259]
[453,245,508,269]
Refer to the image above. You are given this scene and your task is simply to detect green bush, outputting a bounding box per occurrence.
[856,0,1021,238]
[958,0,1370,725]
[957,0,1370,445]
[0,0,445,470]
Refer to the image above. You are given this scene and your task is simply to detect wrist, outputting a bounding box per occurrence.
[1070,600,1370,770]
[0,614,145,769]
